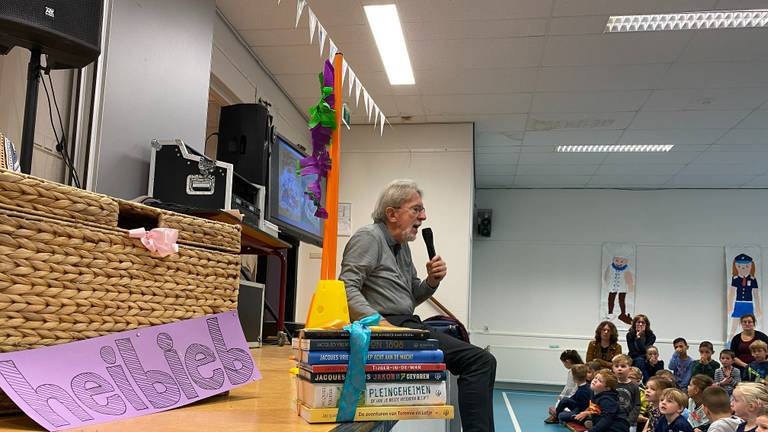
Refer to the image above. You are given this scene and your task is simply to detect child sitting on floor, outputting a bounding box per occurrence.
[732,382,768,432]
[656,388,694,432]
[574,369,630,432]
[714,349,741,396]
[701,386,743,432]
[687,374,714,429]
[556,364,593,423]
[546,349,585,423]
[642,376,676,432]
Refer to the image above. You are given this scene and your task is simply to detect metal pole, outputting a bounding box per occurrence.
[20,49,41,174]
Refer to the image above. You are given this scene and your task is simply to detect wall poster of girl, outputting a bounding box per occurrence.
[601,242,636,328]
[726,245,763,339]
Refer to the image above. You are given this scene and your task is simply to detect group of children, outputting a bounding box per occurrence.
[547,339,768,432]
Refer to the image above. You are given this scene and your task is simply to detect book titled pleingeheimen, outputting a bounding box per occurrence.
[299,350,444,365]
[298,368,447,383]
[298,379,447,408]
[299,362,447,373]
[299,328,430,340]
[298,403,454,423]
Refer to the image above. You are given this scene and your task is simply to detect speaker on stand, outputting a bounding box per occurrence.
[0,0,104,174]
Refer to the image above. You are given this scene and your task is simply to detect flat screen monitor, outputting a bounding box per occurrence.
[267,134,325,247]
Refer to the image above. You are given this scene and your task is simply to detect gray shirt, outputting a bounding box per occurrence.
[339,223,437,321]
[707,416,744,432]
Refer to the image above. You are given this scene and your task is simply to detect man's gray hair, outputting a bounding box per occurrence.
[371,179,422,223]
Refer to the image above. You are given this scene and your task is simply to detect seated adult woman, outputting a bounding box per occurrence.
[626,314,655,371]
[587,321,622,369]
[730,313,768,373]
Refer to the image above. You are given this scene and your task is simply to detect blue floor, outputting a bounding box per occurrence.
[493,389,565,432]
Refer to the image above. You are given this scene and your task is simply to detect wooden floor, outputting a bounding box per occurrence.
[0,345,339,432]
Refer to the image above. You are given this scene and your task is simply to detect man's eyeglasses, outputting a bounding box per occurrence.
[395,205,426,215]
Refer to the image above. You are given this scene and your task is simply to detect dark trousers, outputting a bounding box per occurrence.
[386,315,497,432]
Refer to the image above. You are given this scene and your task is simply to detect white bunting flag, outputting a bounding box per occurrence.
[347,67,356,97]
[295,0,306,28]
[342,59,348,88]
[372,103,379,129]
[380,111,385,135]
[367,95,374,122]
[308,8,317,43]
[329,39,338,60]
[277,0,281,5]
[318,24,327,57]
[355,78,362,106]
[362,89,370,116]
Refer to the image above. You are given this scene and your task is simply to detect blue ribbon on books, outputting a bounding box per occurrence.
[335,313,381,422]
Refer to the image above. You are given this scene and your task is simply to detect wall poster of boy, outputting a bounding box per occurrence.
[601,242,636,327]
[725,246,763,339]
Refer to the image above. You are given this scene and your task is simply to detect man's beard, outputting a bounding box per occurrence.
[402,229,418,242]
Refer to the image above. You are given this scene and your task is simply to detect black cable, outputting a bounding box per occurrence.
[39,69,81,188]
[46,71,81,188]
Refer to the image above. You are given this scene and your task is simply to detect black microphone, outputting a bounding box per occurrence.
[422,227,436,260]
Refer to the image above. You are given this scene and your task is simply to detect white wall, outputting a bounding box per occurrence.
[471,188,768,384]
[0,47,72,181]
[93,0,215,199]
[294,123,475,325]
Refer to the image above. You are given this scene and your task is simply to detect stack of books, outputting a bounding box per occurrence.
[295,326,455,423]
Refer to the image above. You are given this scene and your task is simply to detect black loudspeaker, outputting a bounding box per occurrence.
[477,209,492,238]
[217,102,273,186]
[0,0,103,69]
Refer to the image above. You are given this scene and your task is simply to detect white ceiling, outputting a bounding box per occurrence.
[216,0,768,189]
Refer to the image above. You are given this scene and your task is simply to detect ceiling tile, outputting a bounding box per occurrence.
[536,64,668,91]
[629,111,750,130]
[302,0,366,27]
[553,0,717,16]
[549,16,608,35]
[662,62,768,89]
[409,38,545,70]
[532,91,649,113]
[417,68,539,95]
[518,152,607,165]
[476,152,520,165]
[745,175,768,187]
[526,112,636,131]
[514,175,591,186]
[588,175,670,186]
[252,45,324,74]
[516,164,599,176]
[475,145,521,154]
[737,111,768,129]
[422,94,532,115]
[393,95,425,116]
[677,163,768,176]
[694,151,768,164]
[218,0,294,30]
[476,164,517,176]
[522,130,623,146]
[476,132,524,149]
[240,28,309,47]
[542,33,691,67]
[602,151,702,165]
[595,165,684,176]
[666,174,756,187]
[679,29,768,63]
[618,129,728,145]
[717,129,768,145]
[643,88,768,112]
[476,175,516,188]
[708,144,768,152]
[403,19,547,40]
[400,0,553,21]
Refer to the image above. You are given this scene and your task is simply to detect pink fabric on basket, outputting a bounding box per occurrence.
[128,227,179,257]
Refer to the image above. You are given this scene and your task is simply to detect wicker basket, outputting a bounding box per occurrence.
[0,169,242,413]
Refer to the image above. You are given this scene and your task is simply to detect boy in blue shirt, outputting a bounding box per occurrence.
[556,364,592,423]
[656,388,693,432]
[746,340,768,384]
[669,338,694,390]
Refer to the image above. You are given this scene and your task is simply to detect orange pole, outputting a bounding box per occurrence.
[320,53,344,280]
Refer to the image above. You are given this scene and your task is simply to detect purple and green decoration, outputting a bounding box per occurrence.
[297,59,336,219]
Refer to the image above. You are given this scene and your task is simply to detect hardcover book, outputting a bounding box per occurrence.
[298,379,447,408]
[299,362,447,373]
[298,403,454,423]
[299,338,439,351]
[298,368,447,383]
[298,349,444,365]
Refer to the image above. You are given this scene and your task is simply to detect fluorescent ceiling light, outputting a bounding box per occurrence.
[364,4,415,85]
[557,145,674,153]
[605,9,768,32]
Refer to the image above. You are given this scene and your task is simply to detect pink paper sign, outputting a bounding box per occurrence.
[0,311,260,431]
